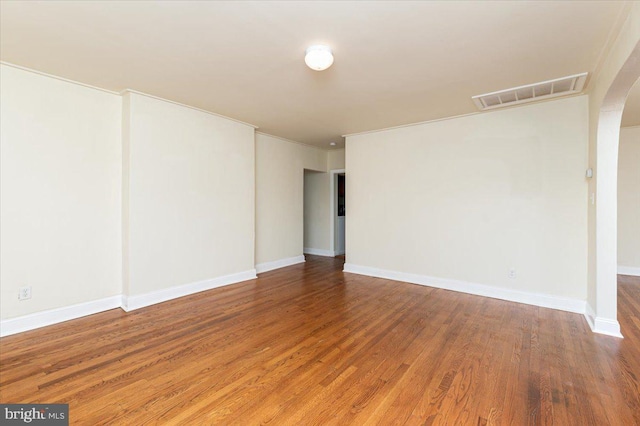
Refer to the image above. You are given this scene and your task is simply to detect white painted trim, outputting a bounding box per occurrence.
[122,89,257,129]
[255,131,329,152]
[329,169,346,257]
[589,2,634,89]
[0,63,258,130]
[0,61,121,95]
[585,303,623,337]
[593,317,624,338]
[304,248,335,257]
[584,303,596,331]
[617,266,640,276]
[343,263,586,314]
[255,256,305,274]
[121,270,257,311]
[0,296,122,337]
[343,94,587,138]
[342,113,480,138]
[2,269,260,336]
[346,263,624,338]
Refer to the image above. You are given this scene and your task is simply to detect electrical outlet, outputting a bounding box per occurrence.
[508,268,517,279]
[18,286,31,300]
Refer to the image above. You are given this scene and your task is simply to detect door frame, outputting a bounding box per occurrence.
[329,169,346,256]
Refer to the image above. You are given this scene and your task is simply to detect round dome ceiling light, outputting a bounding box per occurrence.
[305,45,334,71]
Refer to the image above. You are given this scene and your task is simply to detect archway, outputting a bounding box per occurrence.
[591,40,640,337]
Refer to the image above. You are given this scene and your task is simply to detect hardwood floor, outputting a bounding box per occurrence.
[1,256,639,425]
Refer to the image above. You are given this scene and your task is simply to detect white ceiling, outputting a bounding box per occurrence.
[0,1,632,148]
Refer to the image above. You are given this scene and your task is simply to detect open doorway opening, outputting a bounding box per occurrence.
[329,169,346,257]
[303,169,332,258]
[335,173,346,256]
[590,38,640,338]
[617,77,640,338]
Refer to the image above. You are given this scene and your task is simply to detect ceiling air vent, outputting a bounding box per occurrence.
[472,72,588,111]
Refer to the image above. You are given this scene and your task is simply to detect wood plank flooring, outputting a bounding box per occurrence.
[1,255,640,425]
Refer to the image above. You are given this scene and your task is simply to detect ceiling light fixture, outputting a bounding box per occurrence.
[305,45,334,71]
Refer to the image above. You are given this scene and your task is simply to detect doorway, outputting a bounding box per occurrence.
[617,77,640,338]
[330,169,346,257]
[591,37,640,337]
[335,173,346,256]
[618,77,640,279]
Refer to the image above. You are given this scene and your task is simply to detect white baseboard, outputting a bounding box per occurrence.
[618,266,640,277]
[584,303,595,330]
[584,303,623,338]
[122,269,257,311]
[256,255,305,274]
[0,295,122,338]
[343,263,586,314]
[593,317,624,338]
[2,269,259,337]
[303,248,335,257]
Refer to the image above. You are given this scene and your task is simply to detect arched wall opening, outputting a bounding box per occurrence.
[590,38,640,337]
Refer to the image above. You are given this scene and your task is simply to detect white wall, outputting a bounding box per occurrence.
[122,92,256,297]
[304,171,331,252]
[0,64,339,333]
[346,96,589,303]
[255,133,326,268]
[618,126,640,273]
[329,148,346,170]
[0,64,122,320]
